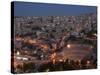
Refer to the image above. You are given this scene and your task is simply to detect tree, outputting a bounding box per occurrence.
[23,63,35,73]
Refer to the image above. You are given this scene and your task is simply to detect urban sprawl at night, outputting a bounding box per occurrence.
[11,13,97,74]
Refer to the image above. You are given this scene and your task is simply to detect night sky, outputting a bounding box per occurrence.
[12,1,97,16]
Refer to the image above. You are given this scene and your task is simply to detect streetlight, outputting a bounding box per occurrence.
[86,60,91,68]
[67,44,71,48]
[87,60,90,64]
[59,59,63,62]
[17,51,20,55]
[93,33,97,37]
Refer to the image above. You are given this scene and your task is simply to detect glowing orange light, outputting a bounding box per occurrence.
[40,45,48,50]
[28,39,37,44]
[44,45,48,50]
[50,53,57,64]
[16,37,22,41]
